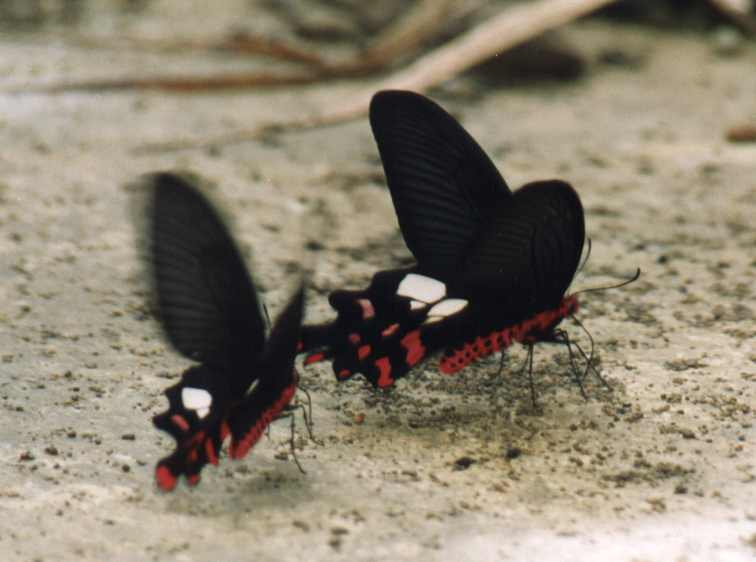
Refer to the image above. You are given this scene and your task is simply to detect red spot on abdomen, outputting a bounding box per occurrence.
[358,345,371,360]
[186,474,200,486]
[400,330,426,367]
[439,302,572,376]
[375,357,393,387]
[348,333,361,345]
[440,330,514,374]
[440,352,466,374]
[512,304,569,344]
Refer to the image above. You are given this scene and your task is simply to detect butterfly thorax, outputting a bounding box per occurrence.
[508,294,579,344]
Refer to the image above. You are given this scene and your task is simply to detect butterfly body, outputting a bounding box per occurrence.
[142,173,304,491]
[301,91,585,388]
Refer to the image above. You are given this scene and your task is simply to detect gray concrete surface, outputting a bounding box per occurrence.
[0,4,754,562]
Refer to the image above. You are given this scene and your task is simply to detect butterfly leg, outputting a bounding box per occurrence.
[569,316,612,391]
[517,344,537,408]
[553,329,588,399]
[288,410,306,475]
[279,386,322,474]
[573,339,612,392]
[495,350,508,378]
[295,385,320,444]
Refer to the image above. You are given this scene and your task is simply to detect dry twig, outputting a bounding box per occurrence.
[137,0,618,153]
[27,0,476,93]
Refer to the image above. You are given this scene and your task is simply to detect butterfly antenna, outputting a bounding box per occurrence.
[572,268,641,297]
[576,238,592,275]
[517,344,538,409]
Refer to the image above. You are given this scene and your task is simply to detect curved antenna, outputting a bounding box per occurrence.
[576,238,592,275]
[572,267,641,297]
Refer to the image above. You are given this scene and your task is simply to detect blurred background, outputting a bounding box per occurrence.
[1,0,754,96]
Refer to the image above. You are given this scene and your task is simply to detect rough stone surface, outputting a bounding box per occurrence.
[0,4,754,562]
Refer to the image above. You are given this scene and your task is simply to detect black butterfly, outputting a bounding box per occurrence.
[142,173,304,491]
[301,90,591,392]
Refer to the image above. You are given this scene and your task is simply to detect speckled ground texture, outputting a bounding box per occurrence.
[1,2,755,562]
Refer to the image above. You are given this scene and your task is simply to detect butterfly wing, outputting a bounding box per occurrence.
[145,172,266,370]
[301,268,474,387]
[438,180,585,372]
[152,364,234,491]
[152,288,303,490]
[142,173,268,490]
[301,91,515,385]
[370,90,512,276]
[463,180,585,317]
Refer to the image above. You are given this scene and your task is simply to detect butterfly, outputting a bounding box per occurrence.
[300,90,593,393]
[141,173,305,491]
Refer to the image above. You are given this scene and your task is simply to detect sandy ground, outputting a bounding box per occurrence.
[1,4,755,562]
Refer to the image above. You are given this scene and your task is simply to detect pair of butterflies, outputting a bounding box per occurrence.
[144,90,591,491]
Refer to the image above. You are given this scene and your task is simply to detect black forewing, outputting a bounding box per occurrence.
[462,180,584,323]
[144,173,266,371]
[369,90,512,276]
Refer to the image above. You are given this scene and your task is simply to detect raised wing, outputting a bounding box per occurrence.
[143,173,266,370]
[370,90,512,277]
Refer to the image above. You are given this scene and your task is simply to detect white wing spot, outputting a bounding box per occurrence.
[182,387,212,419]
[424,299,468,325]
[427,299,468,317]
[410,300,427,310]
[397,274,446,303]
